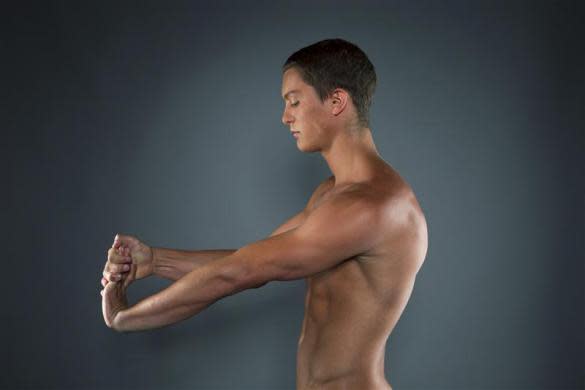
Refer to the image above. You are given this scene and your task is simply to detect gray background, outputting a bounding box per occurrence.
[2,1,583,389]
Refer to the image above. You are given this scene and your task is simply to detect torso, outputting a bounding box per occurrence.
[296,163,428,390]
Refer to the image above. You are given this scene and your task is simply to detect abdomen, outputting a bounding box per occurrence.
[297,259,394,387]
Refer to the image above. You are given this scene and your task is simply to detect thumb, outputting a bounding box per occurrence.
[123,264,138,289]
[112,233,137,249]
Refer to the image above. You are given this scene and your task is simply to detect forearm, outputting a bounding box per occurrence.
[114,254,246,332]
[152,247,236,281]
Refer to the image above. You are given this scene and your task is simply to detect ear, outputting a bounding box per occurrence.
[329,88,349,116]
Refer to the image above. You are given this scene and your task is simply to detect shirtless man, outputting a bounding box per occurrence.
[100,38,428,390]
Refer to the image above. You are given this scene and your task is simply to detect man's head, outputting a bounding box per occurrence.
[281,38,377,152]
[282,39,376,128]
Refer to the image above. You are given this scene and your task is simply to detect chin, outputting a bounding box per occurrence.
[297,142,320,153]
[300,148,321,154]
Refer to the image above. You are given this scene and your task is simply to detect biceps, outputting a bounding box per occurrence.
[248,228,365,283]
[269,210,306,237]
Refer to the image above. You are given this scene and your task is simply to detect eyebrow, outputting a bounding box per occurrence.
[282,89,301,100]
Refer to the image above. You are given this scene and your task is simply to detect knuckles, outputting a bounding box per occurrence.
[107,247,125,263]
[103,246,129,284]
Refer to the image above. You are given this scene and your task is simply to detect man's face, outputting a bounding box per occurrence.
[281,67,332,152]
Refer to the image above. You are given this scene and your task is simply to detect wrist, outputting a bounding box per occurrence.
[135,246,156,280]
[112,309,128,332]
[150,247,158,277]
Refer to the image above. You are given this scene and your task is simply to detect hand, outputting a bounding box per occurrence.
[101,280,129,329]
[101,233,154,288]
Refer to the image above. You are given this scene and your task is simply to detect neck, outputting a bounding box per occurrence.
[320,127,382,186]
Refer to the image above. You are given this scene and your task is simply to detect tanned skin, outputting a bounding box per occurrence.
[101,67,428,390]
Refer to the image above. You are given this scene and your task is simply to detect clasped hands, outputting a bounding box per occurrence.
[100,234,154,330]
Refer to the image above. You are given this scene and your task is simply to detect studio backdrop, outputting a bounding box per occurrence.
[3,1,583,389]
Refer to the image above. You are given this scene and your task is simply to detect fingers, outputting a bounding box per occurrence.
[104,242,133,283]
[121,263,135,289]
[110,262,131,274]
[107,247,132,265]
[103,256,131,282]
[103,270,121,282]
[103,234,133,293]
[103,265,130,282]
[112,233,136,249]
[113,233,123,248]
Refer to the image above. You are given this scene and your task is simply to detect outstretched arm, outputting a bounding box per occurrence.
[142,177,330,281]
[152,205,308,280]
[132,206,306,282]
[151,248,237,281]
[103,179,322,285]
[103,192,381,332]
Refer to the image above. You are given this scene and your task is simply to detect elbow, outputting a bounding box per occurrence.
[234,266,269,291]
[230,259,271,291]
[225,248,283,292]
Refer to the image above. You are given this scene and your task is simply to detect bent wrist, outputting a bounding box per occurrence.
[112,309,128,332]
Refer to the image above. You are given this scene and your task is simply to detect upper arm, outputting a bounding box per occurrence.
[269,209,306,237]
[234,193,382,286]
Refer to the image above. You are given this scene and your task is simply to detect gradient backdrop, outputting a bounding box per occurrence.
[3,1,583,389]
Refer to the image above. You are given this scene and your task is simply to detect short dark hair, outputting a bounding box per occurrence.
[283,38,377,128]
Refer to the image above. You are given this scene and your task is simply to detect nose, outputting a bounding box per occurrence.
[282,107,294,126]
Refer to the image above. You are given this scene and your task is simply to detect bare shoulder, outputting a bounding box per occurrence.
[298,170,428,275]
[360,177,428,274]
[305,171,427,248]
[304,175,336,211]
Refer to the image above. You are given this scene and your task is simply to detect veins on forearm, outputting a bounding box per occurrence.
[152,248,237,281]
